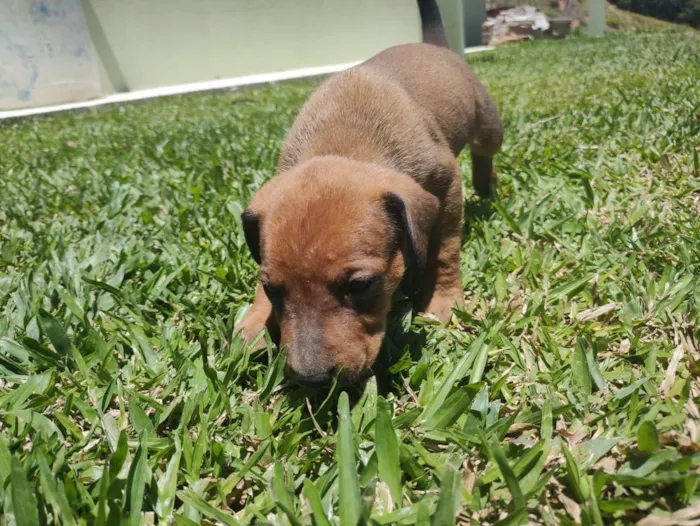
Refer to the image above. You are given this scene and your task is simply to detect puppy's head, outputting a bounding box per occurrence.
[242,157,439,385]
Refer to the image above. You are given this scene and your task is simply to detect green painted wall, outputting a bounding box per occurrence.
[438,0,465,55]
[462,0,486,47]
[83,0,423,94]
[588,0,606,37]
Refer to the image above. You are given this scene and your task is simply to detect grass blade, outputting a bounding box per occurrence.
[425,384,481,430]
[221,441,270,494]
[637,421,660,453]
[541,398,553,440]
[480,431,525,510]
[36,450,76,526]
[272,461,302,526]
[125,434,149,526]
[375,396,402,509]
[0,439,12,484]
[561,439,588,502]
[337,391,361,525]
[431,463,460,526]
[38,309,71,356]
[572,339,592,395]
[520,439,552,495]
[96,462,111,526]
[303,479,331,526]
[421,331,487,423]
[614,377,650,400]
[11,456,40,526]
[469,339,489,384]
[178,489,241,526]
[156,440,182,520]
[109,430,128,482]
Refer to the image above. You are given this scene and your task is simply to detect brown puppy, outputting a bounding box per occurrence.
[236,0,502,386]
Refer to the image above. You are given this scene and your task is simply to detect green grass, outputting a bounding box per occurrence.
[1,30,699,525]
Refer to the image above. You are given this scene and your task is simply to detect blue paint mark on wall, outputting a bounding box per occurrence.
[30,0,68,22]
[0,0,101,110]
[0,38,39,102]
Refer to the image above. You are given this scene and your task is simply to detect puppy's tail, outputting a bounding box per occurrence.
[417,0,449,48]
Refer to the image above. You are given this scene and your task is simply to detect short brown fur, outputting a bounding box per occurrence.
[236,4,502,385]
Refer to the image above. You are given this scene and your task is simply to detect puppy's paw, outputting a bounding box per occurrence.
[235,314,269,351]
[421,290,464,324]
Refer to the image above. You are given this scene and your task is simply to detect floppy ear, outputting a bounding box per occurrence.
[241,208,261,264]
[241,176,284,265]
[382,179,441,294]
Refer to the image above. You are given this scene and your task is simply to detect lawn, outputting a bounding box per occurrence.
[0,29,699,525]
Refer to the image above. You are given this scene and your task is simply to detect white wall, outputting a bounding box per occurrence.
[0,0,101,110]
[83,0,421,94]
[1,1,472,111]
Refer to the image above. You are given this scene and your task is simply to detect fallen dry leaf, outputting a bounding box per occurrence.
[576,302,618,322]
[593,456,618,474]
[462,461,477,494]
[660,343,685,396]
[684,328,700,361]
[557,427,589,448]
[617,339,632,354]
[637,501,700,526]
[559,493,582,523]
[507,422,539,434]
[510,434,539,448]
[659,431,700,453]
[505,289,524,314]
[373,481,394,515]
[686,419,698,444]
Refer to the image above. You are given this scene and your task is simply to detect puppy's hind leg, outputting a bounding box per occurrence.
[470,90,503,199]
[470,150,497,199]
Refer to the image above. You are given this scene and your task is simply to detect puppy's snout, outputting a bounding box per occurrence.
[288,352,334,387]
[295,370,332,387]
[284,316,335,387]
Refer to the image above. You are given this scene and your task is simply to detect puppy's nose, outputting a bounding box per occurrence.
[295,370,332,387]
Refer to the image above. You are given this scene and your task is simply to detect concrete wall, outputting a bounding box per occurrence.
[83,0,421,94]
[0,0,101,110]
[1,0,474,110]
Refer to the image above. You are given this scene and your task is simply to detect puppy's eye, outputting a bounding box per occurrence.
[347,276,379,295]
[262,282,283,302]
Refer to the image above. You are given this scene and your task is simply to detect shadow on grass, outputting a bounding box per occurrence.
[462,196,496,243]
[372,301,429,398]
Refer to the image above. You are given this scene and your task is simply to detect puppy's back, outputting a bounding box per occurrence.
[278,64,444,181]
[361,43,496,155]
[279,43,495,173]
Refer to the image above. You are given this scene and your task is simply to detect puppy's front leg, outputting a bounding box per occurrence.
[418,175,465,322]
[236,282,279,349]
